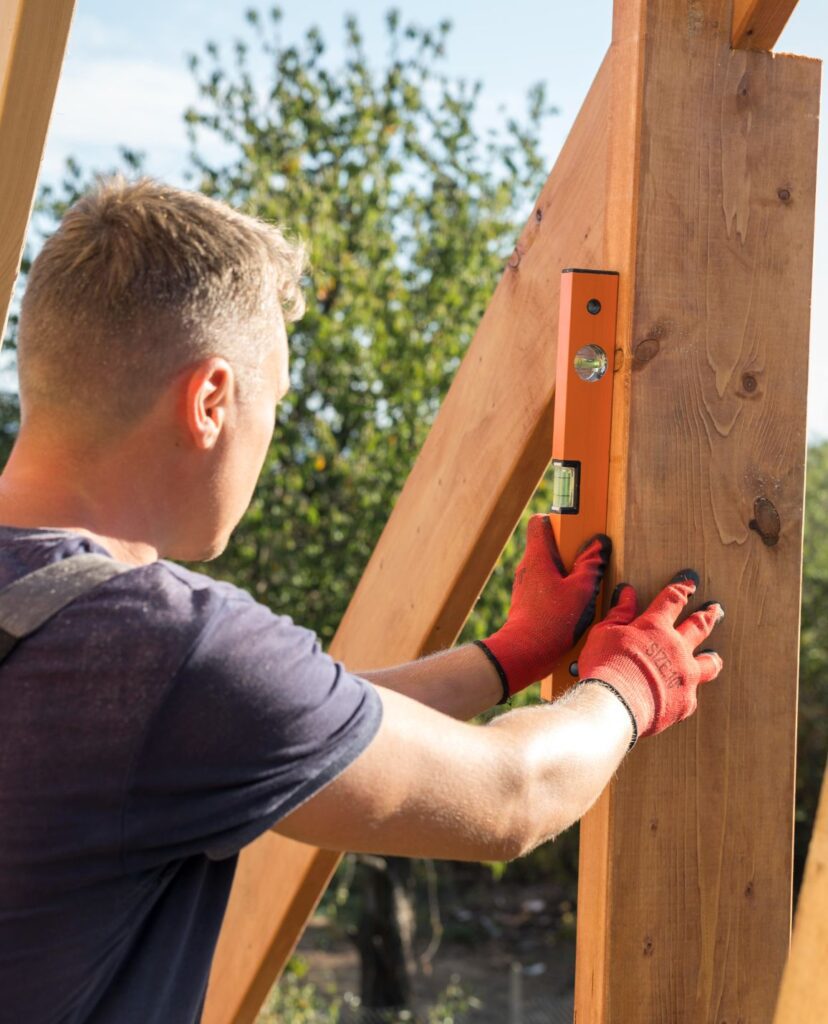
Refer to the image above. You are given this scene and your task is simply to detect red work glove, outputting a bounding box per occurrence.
[577,570,724,746]
[476,515,611,700]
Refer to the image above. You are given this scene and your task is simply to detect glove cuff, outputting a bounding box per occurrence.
[578,678,639,751]
[479,625,542,695]
[578,648,658,736]
[473,640,511,705]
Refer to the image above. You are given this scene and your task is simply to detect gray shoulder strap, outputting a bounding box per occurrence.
[0,553,134,641]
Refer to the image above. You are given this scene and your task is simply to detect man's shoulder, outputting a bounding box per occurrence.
[102,559,267,646]
[146,560,314,662]
[0,527,265,640]
[147,559,252,607]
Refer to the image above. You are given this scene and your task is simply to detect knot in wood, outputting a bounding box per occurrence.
[507,247,523,270]
[633,337,660,368]
[777,187,792,203]
[749,497,781,547]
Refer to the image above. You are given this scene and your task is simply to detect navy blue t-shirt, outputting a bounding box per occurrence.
[0,528,383,1023]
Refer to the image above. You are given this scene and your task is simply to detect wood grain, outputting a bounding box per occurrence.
[575,1,820,1021]
[0,0,75,341]
[203,52,614,1024]
[774,760,828,1023]
[732,0,800,50]
[574,6,648,1012]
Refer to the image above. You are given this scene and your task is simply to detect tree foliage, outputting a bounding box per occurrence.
[182,6,556,643]
[797,440,828,883]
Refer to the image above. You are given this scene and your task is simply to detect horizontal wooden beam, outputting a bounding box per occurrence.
[774,759,828,1022]
[0,0,75,341]
[203,50,614,1024]
[732,0,800,50]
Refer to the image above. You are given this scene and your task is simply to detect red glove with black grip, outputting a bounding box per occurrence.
[476,515,611,701]
[577,570,724,747]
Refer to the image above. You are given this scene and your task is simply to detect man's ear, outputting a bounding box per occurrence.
[184,358,234,450]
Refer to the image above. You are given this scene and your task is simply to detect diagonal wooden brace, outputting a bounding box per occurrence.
[0,0,75,342]
[732,0,801,50]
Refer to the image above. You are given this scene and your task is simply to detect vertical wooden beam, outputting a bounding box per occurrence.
[732,0,801,51]
[576,1,820,1021]
[203,55,615,1024]
[0,0,75,342]
[774,759,828,1023]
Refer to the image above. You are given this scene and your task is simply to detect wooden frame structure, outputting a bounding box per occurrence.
[0,2,822,1023]
[773,759,828,1022]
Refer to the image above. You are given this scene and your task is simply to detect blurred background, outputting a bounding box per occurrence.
[5,3,827,1021]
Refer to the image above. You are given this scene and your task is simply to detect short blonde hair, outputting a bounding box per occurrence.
[18,176,306,423]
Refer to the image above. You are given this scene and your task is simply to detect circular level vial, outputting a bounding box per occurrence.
[574,344,608,382]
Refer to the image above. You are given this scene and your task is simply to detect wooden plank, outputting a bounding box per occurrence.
[575,1,820,1021]
[205,838,340,1024]
[203,52,613,1024]
[774,759,828,1023]
[0,0,75,342]
[732,0,800,51]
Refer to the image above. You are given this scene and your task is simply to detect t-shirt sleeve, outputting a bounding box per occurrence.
[122,586,383,867]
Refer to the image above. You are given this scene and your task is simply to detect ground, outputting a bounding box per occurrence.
[259,872,578,1023]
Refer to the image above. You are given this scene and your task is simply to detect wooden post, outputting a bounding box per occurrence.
[774,759,828,1023]
[0,0,75,341]
[202,55,615,1024]
[575,1,819,1021]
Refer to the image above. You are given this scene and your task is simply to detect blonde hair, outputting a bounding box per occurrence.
[18,176,306,423]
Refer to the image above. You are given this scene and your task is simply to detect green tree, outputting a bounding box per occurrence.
[182,7,556,642]
[797,440,828,886]
[7,9,556,649]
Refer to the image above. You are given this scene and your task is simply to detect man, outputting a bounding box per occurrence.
[0,178,723,1023]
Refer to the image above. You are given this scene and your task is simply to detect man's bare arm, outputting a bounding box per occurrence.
[358,645,503,720]
[357,519,612,720]
[273,682,632,861]
[275,573,724,862]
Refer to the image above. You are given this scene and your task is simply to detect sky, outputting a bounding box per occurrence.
[29,0,828,438]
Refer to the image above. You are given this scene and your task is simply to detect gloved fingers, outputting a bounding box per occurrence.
[524,514,565,576]
[695,649,724,684]
[646,570,700,623]
[601,582,639,625]
[676,600,725,649]
[570,533,612,579]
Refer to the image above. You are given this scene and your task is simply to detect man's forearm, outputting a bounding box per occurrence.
[276,674,634,862]
[357,646,632,852]
[358,644,503,720]
[489,683,633,854]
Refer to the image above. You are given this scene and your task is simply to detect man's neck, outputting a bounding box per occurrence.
[0,429,163,567]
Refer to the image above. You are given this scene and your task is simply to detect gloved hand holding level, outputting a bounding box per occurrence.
[476,514,611,698]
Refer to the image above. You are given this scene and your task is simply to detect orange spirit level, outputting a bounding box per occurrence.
[541,269,619,701]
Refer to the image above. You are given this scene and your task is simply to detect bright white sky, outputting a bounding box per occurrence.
[33,0,828,438]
